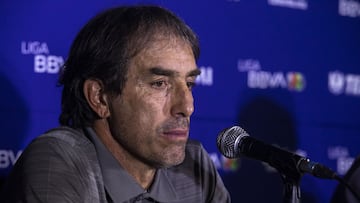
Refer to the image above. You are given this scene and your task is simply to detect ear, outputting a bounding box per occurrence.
[83,79,110,118]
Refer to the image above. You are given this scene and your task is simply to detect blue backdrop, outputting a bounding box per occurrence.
[1,0,360,202]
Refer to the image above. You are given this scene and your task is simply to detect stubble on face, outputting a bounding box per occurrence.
[107,37,197,169]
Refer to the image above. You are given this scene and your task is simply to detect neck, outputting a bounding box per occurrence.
[92,120,156,189]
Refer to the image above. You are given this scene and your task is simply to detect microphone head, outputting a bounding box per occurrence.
[216,126,249,158]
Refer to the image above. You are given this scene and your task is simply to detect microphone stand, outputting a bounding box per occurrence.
[282,175,301,203]
[281,170,303,203]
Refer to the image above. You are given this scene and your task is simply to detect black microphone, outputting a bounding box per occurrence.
[216,126,337,179]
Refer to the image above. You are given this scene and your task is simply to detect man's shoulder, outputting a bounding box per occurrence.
[1,126,105,202]
[21,126,95,162]
[37,126,91,147]
[15,126,98,175]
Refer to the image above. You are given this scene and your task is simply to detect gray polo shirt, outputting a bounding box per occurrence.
[85,127,231,203]
[1,126,231,203]
[85,127,179,202]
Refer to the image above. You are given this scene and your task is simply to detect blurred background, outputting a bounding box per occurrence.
[1,0,359,202]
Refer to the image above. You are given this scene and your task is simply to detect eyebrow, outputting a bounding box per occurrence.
[149,67,201,77]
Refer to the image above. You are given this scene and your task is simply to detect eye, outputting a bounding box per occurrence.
[187,81,196,90]
[151,80,168,89]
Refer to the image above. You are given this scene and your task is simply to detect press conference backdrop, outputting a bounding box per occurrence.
[1,0,360,202]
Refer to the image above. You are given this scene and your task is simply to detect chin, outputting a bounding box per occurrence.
[161,150,186,168]
[171,154,186,166]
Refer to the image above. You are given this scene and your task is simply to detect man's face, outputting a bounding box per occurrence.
[108,37,200,168]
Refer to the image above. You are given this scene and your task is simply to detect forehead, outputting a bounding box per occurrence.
[141,36,193,57]
[129,37,197,71]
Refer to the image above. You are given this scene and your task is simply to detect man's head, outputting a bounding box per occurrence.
[59,5,200,128]
[59,5,201,168]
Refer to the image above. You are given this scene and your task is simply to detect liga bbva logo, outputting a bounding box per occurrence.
[21,41,64,74]
[238,59,306,92]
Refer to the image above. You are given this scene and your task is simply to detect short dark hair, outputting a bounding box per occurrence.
[58,5,200,128]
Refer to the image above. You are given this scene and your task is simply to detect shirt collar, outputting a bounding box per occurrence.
[84,127,178,202]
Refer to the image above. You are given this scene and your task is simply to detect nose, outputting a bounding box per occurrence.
[170,82,194,118]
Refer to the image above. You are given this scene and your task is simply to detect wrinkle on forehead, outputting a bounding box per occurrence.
[143,35,193,55]
[131,36,195,71]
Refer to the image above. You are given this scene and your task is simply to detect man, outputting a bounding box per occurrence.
[0,5,231,203]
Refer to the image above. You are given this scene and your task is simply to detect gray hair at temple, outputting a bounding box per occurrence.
[58,5,200,128]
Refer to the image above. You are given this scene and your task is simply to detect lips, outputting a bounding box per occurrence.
[162,129,188,140]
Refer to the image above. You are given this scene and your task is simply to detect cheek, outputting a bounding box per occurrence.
[113,99,166,143]
[136,87,171,118]
[114,83,171,130]
[125,94,169,127]
[138,98,168,123]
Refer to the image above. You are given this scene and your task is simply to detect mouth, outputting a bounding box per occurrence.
[162,129,189,141]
